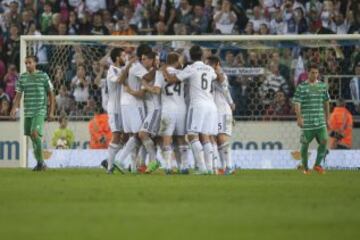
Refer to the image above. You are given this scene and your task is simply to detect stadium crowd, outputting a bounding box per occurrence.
[0,0,360,119]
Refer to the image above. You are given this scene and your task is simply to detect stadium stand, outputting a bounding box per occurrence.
[0,0,359,120]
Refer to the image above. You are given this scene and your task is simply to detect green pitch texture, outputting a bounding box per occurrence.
[0,169,359,240]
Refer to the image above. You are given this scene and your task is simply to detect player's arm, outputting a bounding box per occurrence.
[162,65,180,84]
[118,59,135,84]
[48,89,55,121]
[10,92,22,119]
[94,65,105,86]
[324,100,330,126]
[124,85,145,98]
[142,79,161,94]
[293,86,303,128]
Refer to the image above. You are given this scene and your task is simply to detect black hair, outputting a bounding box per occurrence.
[136,43,152,58]
[25,55,38,63]
[189,45,203,62]
[110,48,124,63]
[207,55,221,66]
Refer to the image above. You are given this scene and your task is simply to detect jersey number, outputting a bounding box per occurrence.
[165,83,181,96]
[201,73,213,92]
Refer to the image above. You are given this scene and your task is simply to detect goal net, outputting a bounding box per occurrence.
[20,35,360,169]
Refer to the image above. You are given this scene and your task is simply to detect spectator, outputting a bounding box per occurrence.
[47,13,62,35]
[213,0,237,34]
[68,11,80,35]
[71,64,90,107]
[89,12,109,35]
[189,5,209,34]
[88,110,111,149]
[83,96,97,116]
[85,0,106,14]
[40,3,53,34]
[155,20,167,35]
[0,86,10,103]
[259,23,269,35]
[7,0,21,26]
[249,5,268,33]
[51,116,75,149]
[176,0,193,27]
[20,9,34,35]
[294,7,307,34]
[260,61,289,105]
[264,90,293,119]
[4,24,20,68]
[349,62,360,112]
[3,64,18,100]
[329,98,353,149]
[56,85,72,114]
[270,8,286,34]
[0,97,10,116]
[330,12,350,34]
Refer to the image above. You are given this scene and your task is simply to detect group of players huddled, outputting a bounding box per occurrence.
[101,44,235,175]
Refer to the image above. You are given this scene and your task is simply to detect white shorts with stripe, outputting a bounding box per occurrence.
[121,105,145,133]
[140,108,161,135]
[159,110,186,136]
[217,112,232,136]
[186,102,218,135]
[108,113,123,133]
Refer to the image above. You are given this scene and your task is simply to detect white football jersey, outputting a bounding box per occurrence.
[154,67,186,112]
[176,61,217,105]
[143,80,161,114]
[120,61,148,106]
[106,65,124,114]
[213,76,233,114]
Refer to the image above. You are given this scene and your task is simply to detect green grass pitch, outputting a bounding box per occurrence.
[0,169,360,240]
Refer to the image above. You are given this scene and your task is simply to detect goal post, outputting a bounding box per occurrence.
[19,34,360,168]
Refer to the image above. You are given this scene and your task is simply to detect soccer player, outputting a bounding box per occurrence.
[293,65,330,175]
[164,45,222,174]
[153,52,189,174]
[10,55,55,171]
[207,56,235,175]
[114,45,158,173]
[105,48,128,173]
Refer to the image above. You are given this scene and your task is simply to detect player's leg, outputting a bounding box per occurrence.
[217,113,233,174]
[113,105,143,173]
[211,136,221,174]
[217,133,233,175]
[300,129,315,172]
[162,135,173,174]
[175,135,189,174]
[200,134,214,174]
[187,105,207,173]
[106,113,124,172]
[139,109,161,173]
[314,126,328,173]
[30,116,46,170]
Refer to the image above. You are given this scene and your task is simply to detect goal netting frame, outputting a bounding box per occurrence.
[19,34,360,168]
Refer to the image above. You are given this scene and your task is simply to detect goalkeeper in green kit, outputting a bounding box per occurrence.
[292,65,330,175]
[10,56,55,171]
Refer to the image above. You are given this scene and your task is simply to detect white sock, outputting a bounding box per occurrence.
[212,142,222,170]
[107,142,122,170]
[179,145,189,170]
[115,136,140,166]
[162,145,172,170]
[138,146,147,166]
[142,138,156,162]
[174,145,181,169]
[203,142,214,172]
[190,140,206,171]
[219,142,233,169]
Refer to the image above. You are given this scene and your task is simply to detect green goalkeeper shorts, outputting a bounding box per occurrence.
[24,116,45,137]
[300,126,328,145]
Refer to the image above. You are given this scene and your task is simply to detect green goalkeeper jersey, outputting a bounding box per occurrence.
[16,70,53,117]
[292,81,330,130]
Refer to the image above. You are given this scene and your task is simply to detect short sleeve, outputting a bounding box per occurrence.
[44,73,53,91]
[176,66,193,82]
[15,75,24,93]
[134,65,148,79]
